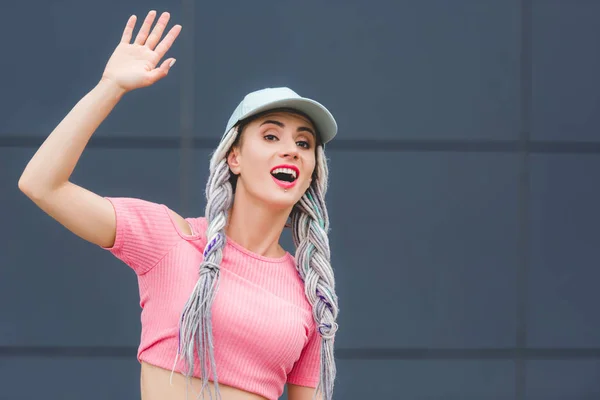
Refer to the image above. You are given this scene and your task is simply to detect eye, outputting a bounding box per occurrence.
[264,134,278,141]
[297,140,311,149]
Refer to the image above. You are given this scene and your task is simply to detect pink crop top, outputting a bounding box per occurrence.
[100,197,321,400]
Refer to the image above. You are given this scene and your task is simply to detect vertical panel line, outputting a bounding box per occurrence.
[516,0,532,398]
[179,0,195,215]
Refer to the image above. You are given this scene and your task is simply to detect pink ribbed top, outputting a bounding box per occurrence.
[101,197,320,400]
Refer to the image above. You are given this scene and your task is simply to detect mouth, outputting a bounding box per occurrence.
[270,164,299,189]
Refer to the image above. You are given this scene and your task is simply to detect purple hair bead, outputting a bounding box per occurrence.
[203,233,222,257]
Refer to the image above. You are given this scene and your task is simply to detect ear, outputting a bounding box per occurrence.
[227,146,242,175]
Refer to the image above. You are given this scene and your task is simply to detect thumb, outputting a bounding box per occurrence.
[147,58,176,83]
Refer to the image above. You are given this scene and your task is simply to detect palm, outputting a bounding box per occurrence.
[102,11,181,92]
[104,43,160,89]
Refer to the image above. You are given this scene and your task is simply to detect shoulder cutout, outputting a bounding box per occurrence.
[167,208,192,236]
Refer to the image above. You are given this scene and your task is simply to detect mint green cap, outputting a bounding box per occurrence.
[223,87,338,144]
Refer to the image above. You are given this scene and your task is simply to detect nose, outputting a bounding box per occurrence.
[279,138,299,160]
[281,150,298,160]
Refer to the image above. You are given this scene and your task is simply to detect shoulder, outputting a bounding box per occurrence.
[166,208,193,235]
[166,209,208,241]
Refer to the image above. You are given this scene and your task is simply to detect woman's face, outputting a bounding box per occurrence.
[227,111,318,210]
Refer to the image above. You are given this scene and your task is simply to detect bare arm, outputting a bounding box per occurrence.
[18,10,182,248]
[18,80,126,247]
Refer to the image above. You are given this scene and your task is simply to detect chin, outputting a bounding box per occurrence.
[261,191,301,210]
[238,178,306,210]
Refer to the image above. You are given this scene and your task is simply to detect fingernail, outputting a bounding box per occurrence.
[169,59,176,68]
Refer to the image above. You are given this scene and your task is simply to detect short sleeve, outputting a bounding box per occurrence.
[287,325,322,387]
[101,197,182,275]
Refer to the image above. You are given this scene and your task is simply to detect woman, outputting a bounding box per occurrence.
[18,10,339,400]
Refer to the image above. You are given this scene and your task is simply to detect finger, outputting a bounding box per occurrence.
[146,58,176,84]
[120,15,137,44]
[134,10,157,45]
[145,12,171,50]
[154,24,182,59]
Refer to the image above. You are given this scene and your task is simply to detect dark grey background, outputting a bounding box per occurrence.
[1,0,599,399]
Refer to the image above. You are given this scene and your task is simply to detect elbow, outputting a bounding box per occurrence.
[18,175,48,200]
[18,175,33,196]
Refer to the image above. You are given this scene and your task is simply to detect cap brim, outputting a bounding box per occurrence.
[230,97,337,144]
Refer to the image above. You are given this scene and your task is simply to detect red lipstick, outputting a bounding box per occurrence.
[270,164,300,190]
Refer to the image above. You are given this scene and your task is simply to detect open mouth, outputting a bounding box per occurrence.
[270,165,299,188]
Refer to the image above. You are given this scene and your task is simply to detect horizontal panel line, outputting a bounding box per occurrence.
[2,346,600,360]
[1,136,600,153]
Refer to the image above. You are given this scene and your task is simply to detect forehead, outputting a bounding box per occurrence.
[254,111,315,129]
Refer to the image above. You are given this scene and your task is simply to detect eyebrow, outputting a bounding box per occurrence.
[260,119,316,138]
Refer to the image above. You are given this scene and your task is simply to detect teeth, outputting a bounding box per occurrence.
[271,167,297,179]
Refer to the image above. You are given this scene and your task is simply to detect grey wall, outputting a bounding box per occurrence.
[2,0,599,399]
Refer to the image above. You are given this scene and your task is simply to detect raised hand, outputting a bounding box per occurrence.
[101,10,182,93]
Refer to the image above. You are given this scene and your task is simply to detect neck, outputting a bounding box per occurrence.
[225,187,292,259]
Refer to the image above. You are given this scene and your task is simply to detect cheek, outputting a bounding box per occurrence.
[240,148,267,176]
[303,160,316,188]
